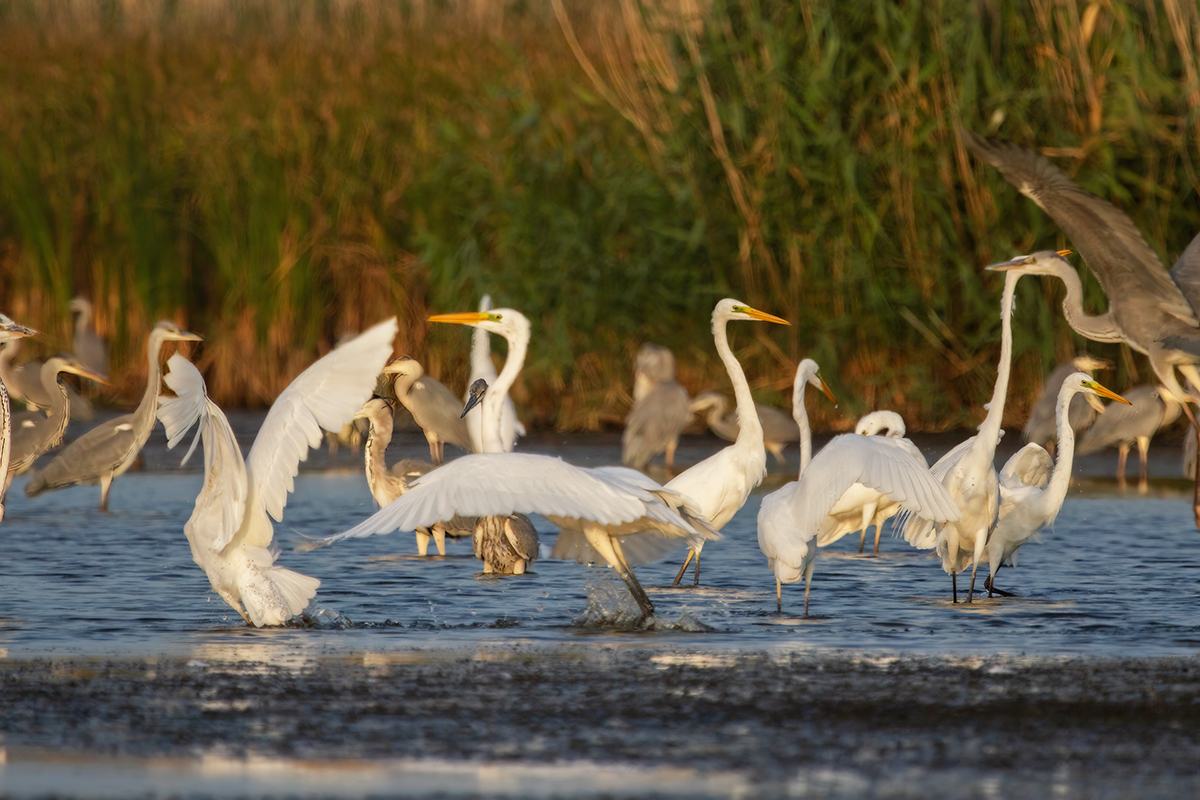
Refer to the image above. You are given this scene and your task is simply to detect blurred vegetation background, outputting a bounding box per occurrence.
[0,0,1197,431]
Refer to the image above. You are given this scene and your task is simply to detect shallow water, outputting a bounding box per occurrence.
[1,430,1197,660]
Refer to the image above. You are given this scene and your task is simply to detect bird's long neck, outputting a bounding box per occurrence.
[0,380,10,510]
[1042,386,1081,524]
[363,416,400,503]
[795,390,812,477]
[38,362,71,451]
[1055,266,1123,343]
[713,314,762,444]
[135,333,165,437]
[976,272,1018,448]
[482,325,528,453]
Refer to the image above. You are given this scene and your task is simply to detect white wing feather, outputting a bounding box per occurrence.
[248,318,398,523]
[324,453,707,543]
[1000,443,1053,490]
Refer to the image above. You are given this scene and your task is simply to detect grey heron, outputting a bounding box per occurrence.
[902,269,1022,603]
[24,320,202,511]
[688,391,802,467]
[383,355,472,465]
[0,314,38,522]
[1077,384,1182,487]
[622,344,691,472]
[0,338,94,421]
[69,297,108,380]
[632,342,677,403]
[985,374,1130,596]
[464,295,525,453]
[324,307,715,620]
[1023,356,1110,451]
[662,300,791,588]
[354,395,472,557]
[6,354,107,487]
[157,318,398,626]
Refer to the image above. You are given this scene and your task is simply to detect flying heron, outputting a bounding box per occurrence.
[157,318,398,626]
[323,308,715,620]
[353,395,472,557]
[985,374,1131,596]
[383,355,472,465]
[24,320,202,511]
[1023,356,1110,451]
[0,314,38,523]
[1077,384,1182,488]
[688,391,803,467]
[6,354,107,488]
[663,299,792,587]
[622,344,691,472]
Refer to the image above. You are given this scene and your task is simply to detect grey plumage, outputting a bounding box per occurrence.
[6,354,106,485]
[622,345,691,471]
[473,513,538,575]
[383,355,471,465]
[69,297,109,380]
[0,339,94,421]
[24,320,202,511]
[1077,385,1182,483]
[689,390,800,466]
[1023,356,1110,448]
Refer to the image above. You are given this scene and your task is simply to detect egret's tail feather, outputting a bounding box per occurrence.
[238,547,320,626]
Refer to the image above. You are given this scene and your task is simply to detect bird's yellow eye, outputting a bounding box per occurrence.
[488,313,502,322]
[732,305,750,314]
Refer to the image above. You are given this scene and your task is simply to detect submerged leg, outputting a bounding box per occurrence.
[951,571,958,604]
[432,525,447,556]
[415,528,432,556]
[858,528,867,554]
[1136,435,1151,485]
[99,472,113,513]
[585,524,654,619]
[672,550,695,587]
[802,558,815,617]
[1116,444,1129,486]
[873,524,883,555]
[775,578,782,614]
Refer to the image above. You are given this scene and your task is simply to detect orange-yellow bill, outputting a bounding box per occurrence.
[1083,379,1132,405]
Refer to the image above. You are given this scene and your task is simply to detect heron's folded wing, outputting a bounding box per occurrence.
[247,318,398,526]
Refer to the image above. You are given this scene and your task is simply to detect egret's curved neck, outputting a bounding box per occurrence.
[976,273,1018,448]
[791,373,813,477]
[1042,387,1080,524]
[135,333,166,435]
[713,313,762,443]
[482,325,528,453]
[1054,266,1124,343]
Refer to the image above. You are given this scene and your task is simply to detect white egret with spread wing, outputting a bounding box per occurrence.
[157,318,398,626]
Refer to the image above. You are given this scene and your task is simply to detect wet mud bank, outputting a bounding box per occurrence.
[3,648,1200,797]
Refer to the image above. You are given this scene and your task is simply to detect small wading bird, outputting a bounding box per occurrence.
[354,395,472,557]
[384,355,472,465]
[1023,356,1110,452]
[758,362,959,614]
[25,321,202,512]
[6,355,107,489]
[667,299,792,587]
[322,307,716,620]
[687,391,802,467]
[902,269,1023,603]
[157,319,398,626]
[964,132,1200,523]
[1077,385,1182,488]
[817,410,927,555]
[984,373,1130,596]
[0,314,38,522]
[622,343,691,472]
[464,295,525,454]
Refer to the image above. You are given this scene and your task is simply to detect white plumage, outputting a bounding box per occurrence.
[158,317,398,626]
[464,294,524,453]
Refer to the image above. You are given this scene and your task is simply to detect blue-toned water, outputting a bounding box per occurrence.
[1,427,1197,660]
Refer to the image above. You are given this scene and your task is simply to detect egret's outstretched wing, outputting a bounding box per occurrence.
[324,453,703,543]
[899,434,978,548]
[963,132,1197,327]
[159,355,249,554]
[247,318,398,524]
[1000,443,1052,491]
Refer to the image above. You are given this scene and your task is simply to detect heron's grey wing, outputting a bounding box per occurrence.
[757,403,800,444]
[999,443,1052,490]
[24,414,140,495]
[1024,362,1078,444]
[622,382,691,467]
[964,132,1198,326]
[325,453,702,544]
[247,318,397,529]
[1169,231,1200,315]
[160,356,249,552]
[390,457,435,484]
[1076,385,1163,453]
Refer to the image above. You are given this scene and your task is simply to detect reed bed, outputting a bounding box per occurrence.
[0,0,1197,431]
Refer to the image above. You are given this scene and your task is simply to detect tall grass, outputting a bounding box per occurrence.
[0,0,1197,430]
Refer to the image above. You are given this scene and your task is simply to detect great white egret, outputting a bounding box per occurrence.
[817,410,926,555]
[984,373,1130,595]
[1077,385,1182,487]
[1023,356,1110,451]
[902,269,1022,602]
[666,299,791,587]
[6,355,107,487]
[688,391,802,467]
[25,321,202,511]
[464,294,525,453]
[758,362,958,614]
[157,318,399,626]
[0,314,37,522]
[383,355,472,465]
[622,344,691,471]
[69,297,108,381]
[353,396,471,556]
[322,307,716,619]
